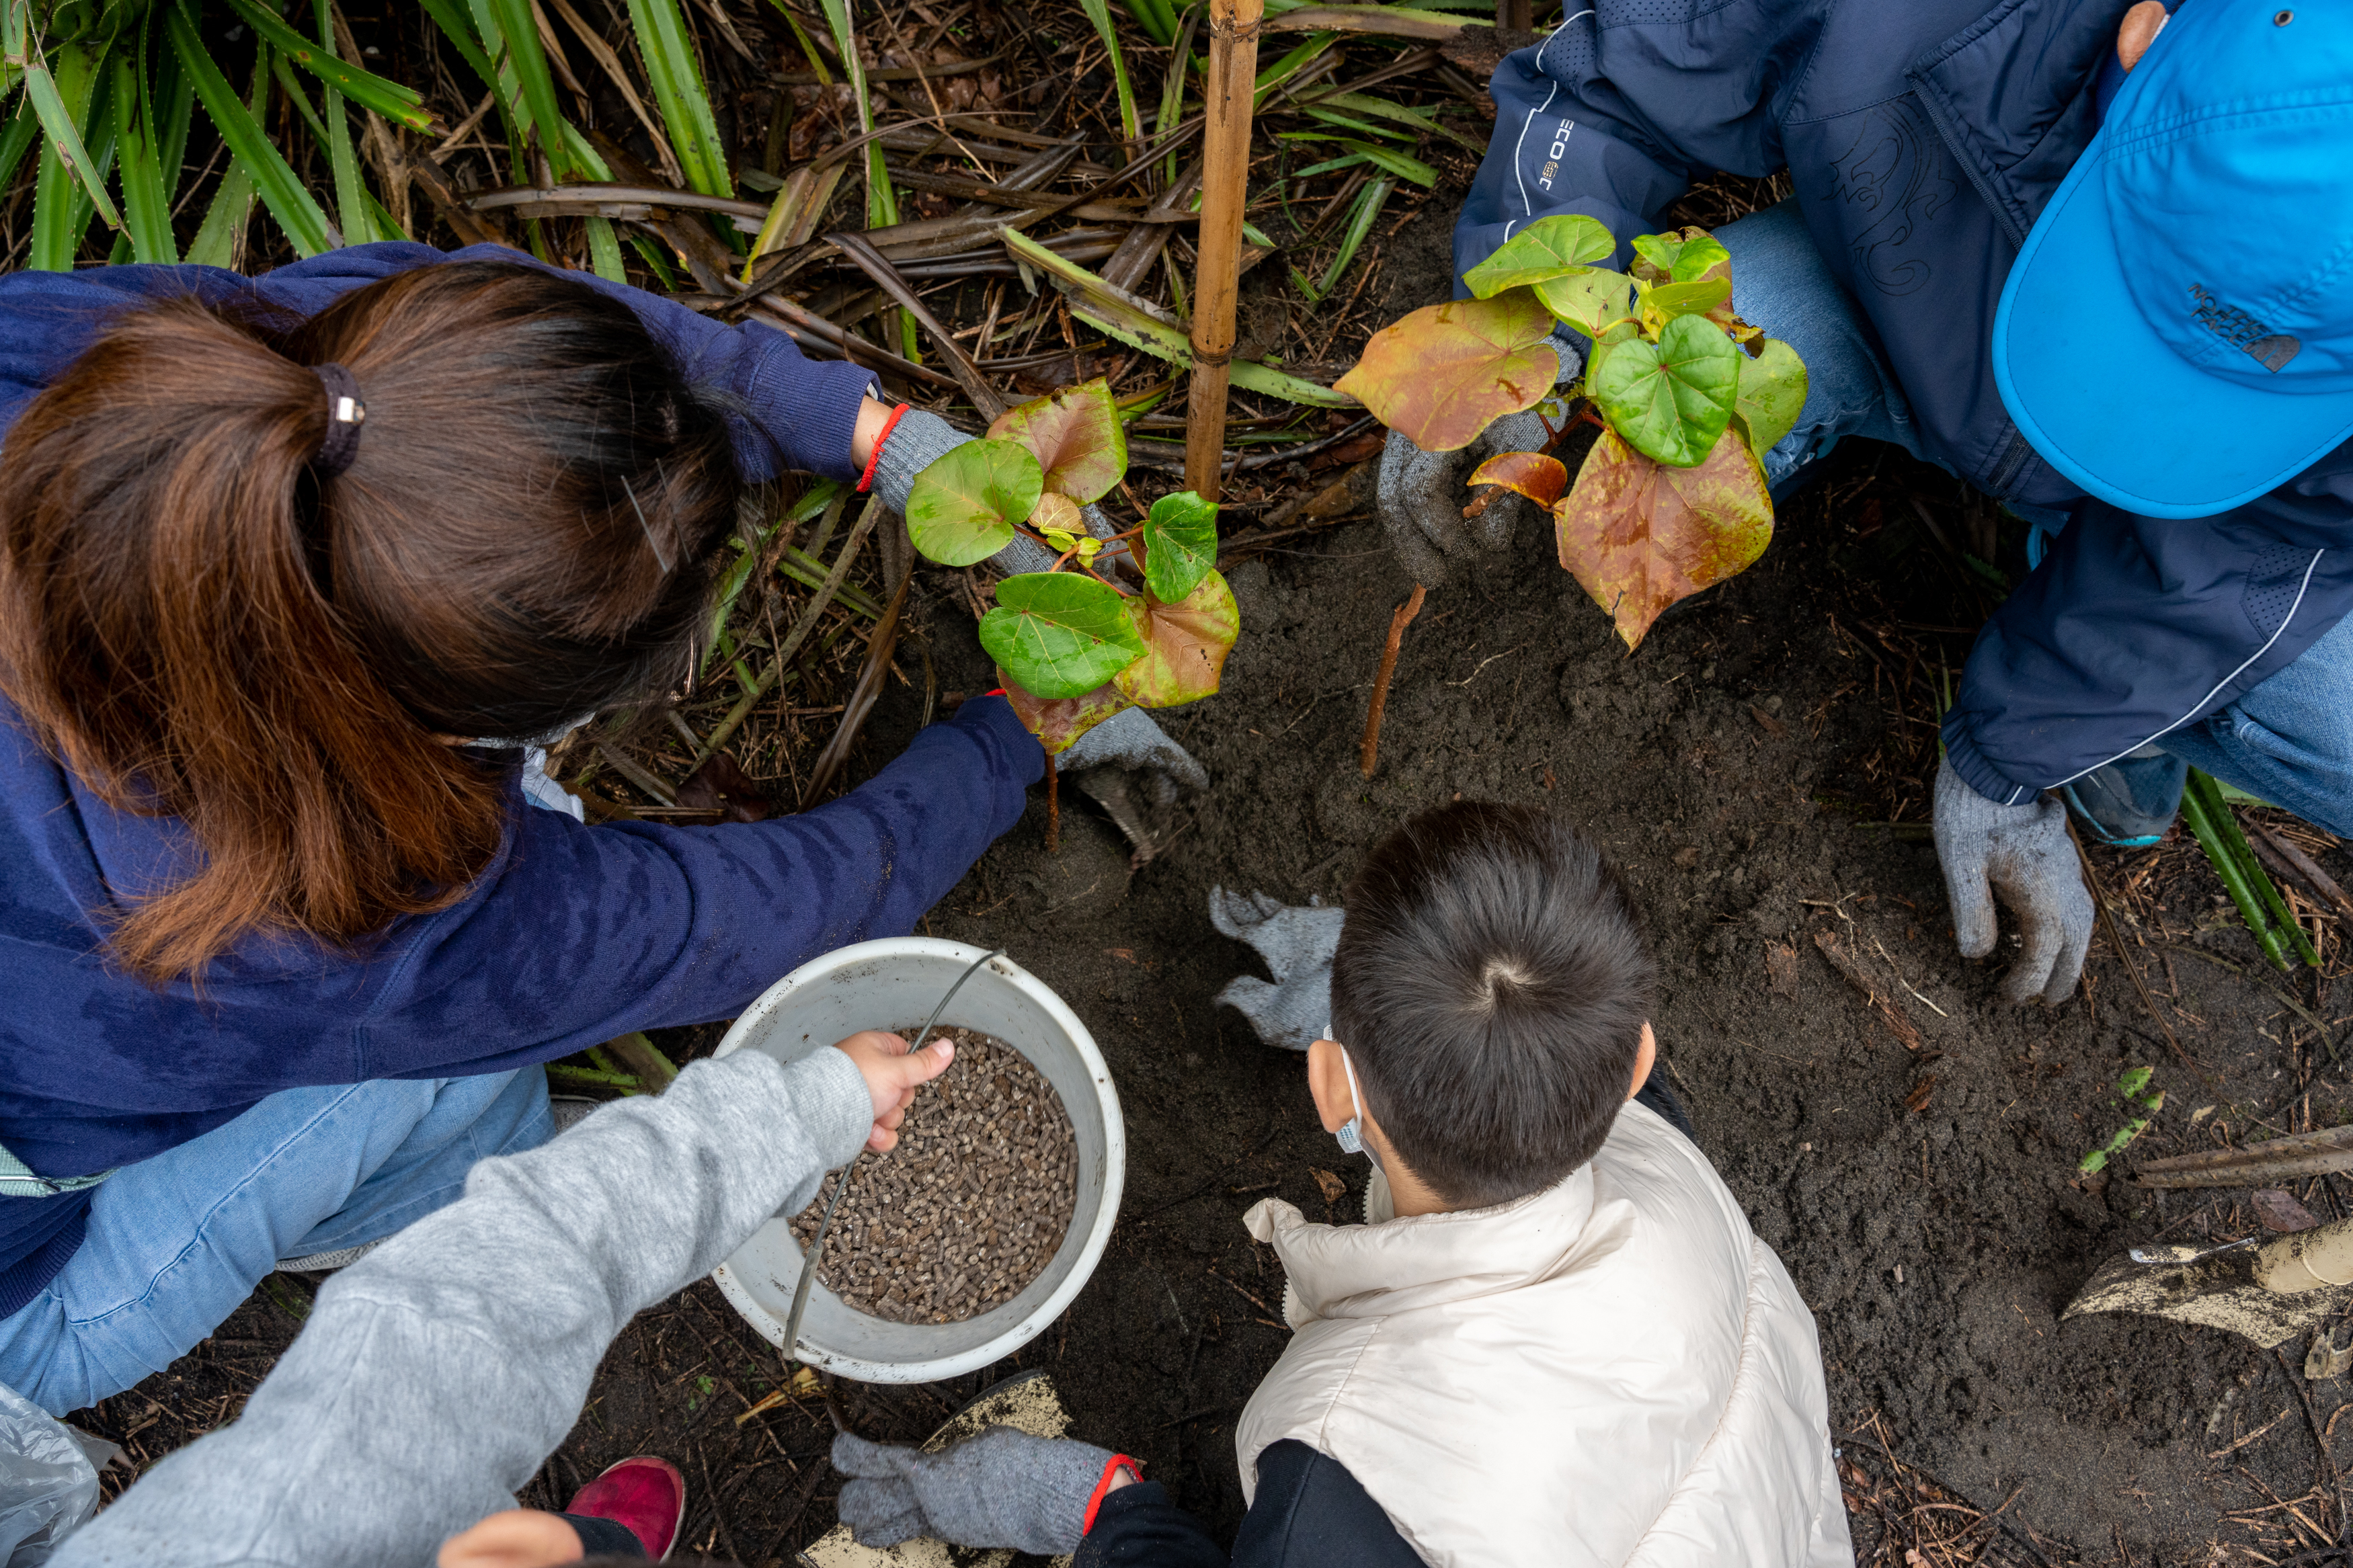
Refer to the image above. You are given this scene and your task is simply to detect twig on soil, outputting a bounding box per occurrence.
[2251,819,2353,926]
[1045,748,1060,854]
[696,499,886,770]
[799,571,912,810]
[1812,930,1923,1051]
[2068,817,2194,1071]
[2278,1342,2348,1543]
[1359,583,1427,778]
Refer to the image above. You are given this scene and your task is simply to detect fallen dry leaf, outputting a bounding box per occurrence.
[2253,1187,2321,1233]
[1312,1168,1347,1206]
[677,751,770,823]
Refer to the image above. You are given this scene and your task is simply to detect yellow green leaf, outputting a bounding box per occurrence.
[1114,573,1240,708]
[1335,291,1559,454]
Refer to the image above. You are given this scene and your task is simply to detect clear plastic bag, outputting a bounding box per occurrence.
[0,1382,110,1568]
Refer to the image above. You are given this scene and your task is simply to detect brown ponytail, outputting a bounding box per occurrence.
[0,261,739,980]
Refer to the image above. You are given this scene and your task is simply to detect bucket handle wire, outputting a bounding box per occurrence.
[779,947,1008,1370]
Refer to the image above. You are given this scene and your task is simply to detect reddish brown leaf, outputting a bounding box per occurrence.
[2254,1188,2321,1233]
[1312,1168,1347,1205]
[1468,450,1569,509]
[997,671,1133,755]
[986,378,1127,503]
[676,751,770,823]
[1113,572,1238,709]
[1333,292,1560,453]
[1554,426,1773,651]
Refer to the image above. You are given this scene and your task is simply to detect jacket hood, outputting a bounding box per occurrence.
[1242,1163,1621,1321]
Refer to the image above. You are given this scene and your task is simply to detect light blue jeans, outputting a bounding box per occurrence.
[0,1069,552,1416]
[1720,200,2353,833]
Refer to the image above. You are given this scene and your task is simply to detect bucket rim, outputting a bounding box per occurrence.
[707,937,1125,1382]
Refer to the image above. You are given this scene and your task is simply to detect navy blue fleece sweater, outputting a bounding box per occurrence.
[0,245,1041,1313]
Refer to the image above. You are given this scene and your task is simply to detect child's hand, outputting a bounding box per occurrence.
[828,1030,954,1152]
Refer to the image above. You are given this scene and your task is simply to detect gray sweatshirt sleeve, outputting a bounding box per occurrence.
[52,1047,873,1568]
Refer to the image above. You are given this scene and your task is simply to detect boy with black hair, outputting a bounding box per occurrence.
[824,802,1850,1567]
[1236,800,1849,1564]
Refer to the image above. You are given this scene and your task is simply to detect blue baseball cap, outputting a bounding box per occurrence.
[1992,0,2353,520]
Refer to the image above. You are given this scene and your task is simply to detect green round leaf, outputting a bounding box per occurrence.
[1637,276,1732,334]
[1535,269,1635,340]
[1142,490,1219,605]
[979,573,1150,700]
[1589,314,1740,468]
[1630,229,1730,285]
[906,440,1041,567]
[1461,214,1617,299]
[1733,337,1808,459]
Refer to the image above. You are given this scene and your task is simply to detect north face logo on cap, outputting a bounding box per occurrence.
[2189,284,2302,373]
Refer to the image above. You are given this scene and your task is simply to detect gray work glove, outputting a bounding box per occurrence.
[832,1428,1123,1555]
[1211,887,1345,1050]
[1060,707,1208,863]
[1375,333,1577,585]
[1932,757,2094,1006]
[869,407,1119,575]
[1062,706,1207,804]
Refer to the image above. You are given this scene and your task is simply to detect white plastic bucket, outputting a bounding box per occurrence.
[708,938,1125,1383]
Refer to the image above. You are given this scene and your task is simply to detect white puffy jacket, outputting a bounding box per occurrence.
[1235,1099,1853,1568]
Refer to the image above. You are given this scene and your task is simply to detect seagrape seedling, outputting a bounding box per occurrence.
[904,378,1238,753]
[1334,215,1809,650]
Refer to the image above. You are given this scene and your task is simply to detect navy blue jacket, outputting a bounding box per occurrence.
[0,246,1042,1313]
[1455,0,2353,805]
[1078,1442,1421,1567]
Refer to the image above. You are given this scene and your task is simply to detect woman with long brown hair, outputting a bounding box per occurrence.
[0,244,1045,1415]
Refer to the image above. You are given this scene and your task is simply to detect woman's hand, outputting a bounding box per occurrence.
[828,1029,955,1152]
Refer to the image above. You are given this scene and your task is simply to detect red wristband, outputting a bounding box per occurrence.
[856,403,911,494]
[1082,1454,1142,1536]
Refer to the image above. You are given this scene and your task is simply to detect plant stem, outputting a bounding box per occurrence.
[1182,0,1263,501]
[1045,745,1060,852]
[1359,582,1425,778]
[2181,770,2293,970]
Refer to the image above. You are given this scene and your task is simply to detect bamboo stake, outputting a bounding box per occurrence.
[1184,0,1263,502]
[1359,583,1425,777]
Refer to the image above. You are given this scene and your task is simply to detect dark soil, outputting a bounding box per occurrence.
[71,196,2353,1568]
[787,1029,1077,1325]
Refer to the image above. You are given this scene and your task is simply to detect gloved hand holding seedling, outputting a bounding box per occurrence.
[902,380,1238,760]
[1343,214,1809,651]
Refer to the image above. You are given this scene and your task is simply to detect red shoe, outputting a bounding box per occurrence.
[567,1456,687,1561]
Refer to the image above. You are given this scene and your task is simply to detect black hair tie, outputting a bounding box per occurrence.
[309,363,366,477]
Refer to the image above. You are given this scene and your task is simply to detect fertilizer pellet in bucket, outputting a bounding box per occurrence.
[787,1029,1078,1324]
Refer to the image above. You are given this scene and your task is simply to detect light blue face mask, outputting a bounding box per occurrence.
[1327,1028,1380,1169]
